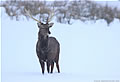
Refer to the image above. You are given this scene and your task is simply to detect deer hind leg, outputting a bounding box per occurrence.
[50,61,54,73]
[55,60,60,73]
[55,55,60,73]
[40,60,45,74]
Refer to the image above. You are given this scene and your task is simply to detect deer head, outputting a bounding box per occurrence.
[25,8,54,39]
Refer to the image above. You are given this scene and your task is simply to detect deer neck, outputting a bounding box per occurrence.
[39,35,49,51]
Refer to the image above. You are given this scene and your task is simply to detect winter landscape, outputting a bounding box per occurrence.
[1,1,120,82]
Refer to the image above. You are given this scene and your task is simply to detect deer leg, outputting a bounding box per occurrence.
[56,61,60,73]
[46,61,50,73]
[40,60,45,74]
[50,61,54,73]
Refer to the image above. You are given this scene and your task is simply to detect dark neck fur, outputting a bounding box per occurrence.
[39,35,48,51]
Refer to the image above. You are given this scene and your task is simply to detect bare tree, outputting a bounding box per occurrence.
[0,0,120,25]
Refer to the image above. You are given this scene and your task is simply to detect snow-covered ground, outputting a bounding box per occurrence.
[1,6,120,82]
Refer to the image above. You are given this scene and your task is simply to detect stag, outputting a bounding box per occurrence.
[25,9,60,74]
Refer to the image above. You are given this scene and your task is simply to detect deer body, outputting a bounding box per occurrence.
[36,23,60,74]
[36,36,60,74]
[25,8,60,74]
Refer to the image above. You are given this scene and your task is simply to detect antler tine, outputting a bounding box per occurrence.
[25,8,41,24]
[47,9,54,23]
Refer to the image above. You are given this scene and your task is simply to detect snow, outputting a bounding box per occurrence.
[95,1,120,9]
[0,6,1,82]
[1,9,120,82]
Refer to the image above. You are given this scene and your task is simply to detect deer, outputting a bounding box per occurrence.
[25,9,60,74]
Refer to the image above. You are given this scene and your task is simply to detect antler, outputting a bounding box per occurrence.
[25,8,41,24]
[47,9,54,23]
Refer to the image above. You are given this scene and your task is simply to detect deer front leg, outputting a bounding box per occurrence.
[40,60,45,74]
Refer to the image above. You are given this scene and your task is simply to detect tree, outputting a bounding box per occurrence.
[0,0,120,25]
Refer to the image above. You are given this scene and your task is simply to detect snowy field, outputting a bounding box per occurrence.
[1,5,120,82]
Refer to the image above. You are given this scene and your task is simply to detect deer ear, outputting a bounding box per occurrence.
[49,23,54,28]
[37,23,41,28]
